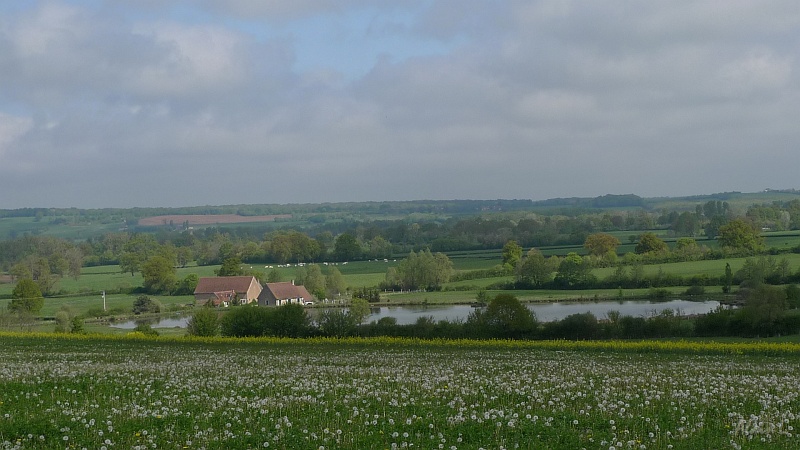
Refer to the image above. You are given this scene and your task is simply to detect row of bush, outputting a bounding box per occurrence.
[190,286,800,340]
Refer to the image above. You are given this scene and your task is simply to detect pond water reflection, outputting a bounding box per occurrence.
[362,299,720,325]
[110,315,190,329]
[111,299,720,329]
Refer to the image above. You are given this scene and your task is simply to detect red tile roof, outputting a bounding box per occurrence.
[263,282,314,301]
[194,276,260,295]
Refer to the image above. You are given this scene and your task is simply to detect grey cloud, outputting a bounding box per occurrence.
[1,1,799,208]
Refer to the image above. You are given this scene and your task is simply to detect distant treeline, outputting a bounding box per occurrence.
[4,191,798,222]
[0,199,541,221]
[3,200,800,275]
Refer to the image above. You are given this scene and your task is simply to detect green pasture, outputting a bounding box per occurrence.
[4,244,800,319]
[2,315,191,337]
[763,231,800,251]
[594,253,800,279]
[445,275,514,289]
[649,189,800,211]
[0,293,193,318]
[0,217,49,239]
[0,216,122,240]
[446,249,505,269]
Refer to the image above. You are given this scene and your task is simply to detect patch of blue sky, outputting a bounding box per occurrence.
[225,7,465,81]
[5,1,463,82]
[0,102,33,118]
[0,0,37,13]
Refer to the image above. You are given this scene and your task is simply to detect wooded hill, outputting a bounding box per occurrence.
[2,190,800,241]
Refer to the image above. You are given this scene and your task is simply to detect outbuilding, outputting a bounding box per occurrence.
[258,281,315,306]
[194,276,263,306]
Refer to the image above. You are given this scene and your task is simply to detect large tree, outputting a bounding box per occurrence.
[9,278,44,314]
[325,267,347,299]
[672,211,699,236]
[635,232,668,254]
[298,264,326,300]
[11,256,58,295]
[704,215,729,240]
[501,240,523,269]
[392,249,452,291]
[717,218,764,253]
[348,297,371,324]
[65,247,84,280]
[141,256,177,294]
[366,236,393,259]
[554,252,595,288]
[333,233,363,262]
[216,256,244,276]
[119,234,160,275]
[515,248,553,287]
[583,233,621,257]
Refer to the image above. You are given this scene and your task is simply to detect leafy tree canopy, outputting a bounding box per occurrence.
[583,233,621,257]
[187,307,219,337]
[9,278,44,314]
[718,218,764,254]
[141,256,177,294]
[501,240,523,269]
[216,256,244,276]
[635,232,668,254]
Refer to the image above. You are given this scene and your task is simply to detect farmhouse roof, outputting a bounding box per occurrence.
[262,282,314,301]
[194,276,260,295]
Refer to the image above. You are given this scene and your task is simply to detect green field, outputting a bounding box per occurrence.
[0,216,124,240]
[0,334,798,449]
[3,244,800,326]
[594,253,800,279]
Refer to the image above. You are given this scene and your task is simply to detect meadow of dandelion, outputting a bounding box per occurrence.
[0,334,799,449]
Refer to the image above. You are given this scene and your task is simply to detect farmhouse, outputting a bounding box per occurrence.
[258,281,315,306]
[194,276,263,306]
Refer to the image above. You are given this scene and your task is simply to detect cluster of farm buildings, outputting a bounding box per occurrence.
[193,276,314,308]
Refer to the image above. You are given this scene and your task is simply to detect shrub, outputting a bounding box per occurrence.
[317,309,358,337]
[133,322,159,336]
[219,305,271,337]
[54,311,70,333]
[684,285,706,296]
[269,304,311,338]
[132,295,162,315]
[70,316,85,334]
[187,307,219,337]
[648,288,670,300]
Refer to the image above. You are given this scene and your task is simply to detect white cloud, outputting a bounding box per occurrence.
[130,22,250,97]
[10,2,82,55]
[1,1,800,207]
[719,50,792,97]
[0,112,34,168]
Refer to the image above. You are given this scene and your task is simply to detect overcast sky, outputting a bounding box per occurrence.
[1,1,799,209]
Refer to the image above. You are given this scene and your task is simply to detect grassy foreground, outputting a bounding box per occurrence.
[1,334,799,449]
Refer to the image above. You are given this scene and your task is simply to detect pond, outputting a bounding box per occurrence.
[360,299,720,325]
[110,314,190,329]
[114,299,720,329]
